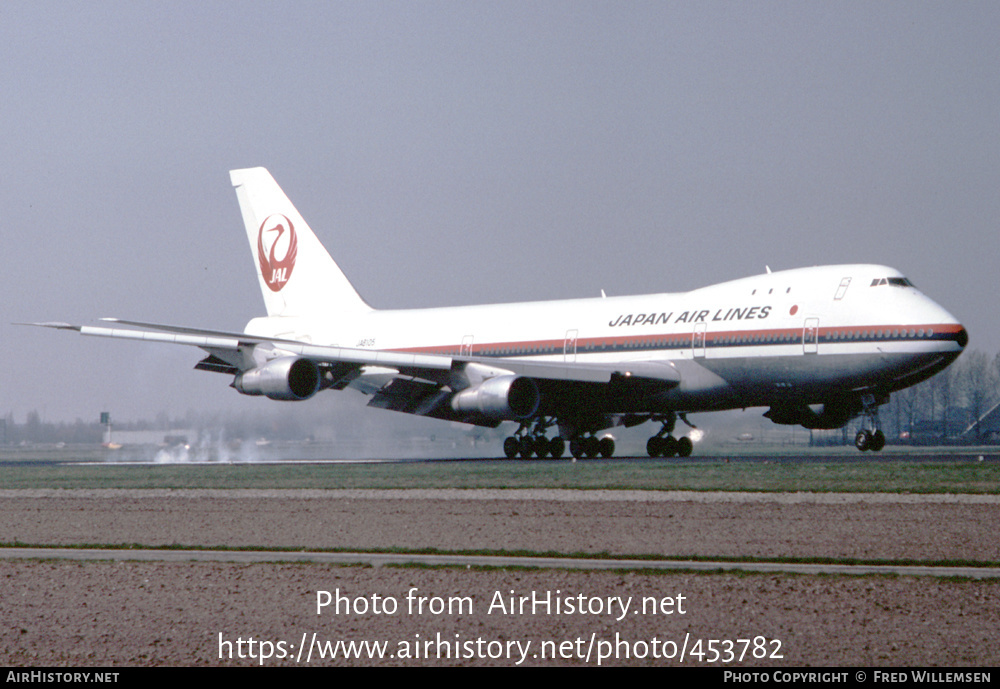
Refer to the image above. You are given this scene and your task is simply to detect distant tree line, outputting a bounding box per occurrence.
[881,348,1000,443]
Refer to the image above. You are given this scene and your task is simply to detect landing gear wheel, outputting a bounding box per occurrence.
[869,429,886,452]
[503,436,519,459]
[647,435,679,457]
[647,437,662,458]
[518,435,535,459]
[570,438,584,459]
[584,436,599,458]
[598,436,615,458]
[548,437,565,459]
[533,436,550,458]
[855,430,872,452]
[855,393,888,453]
[676,436,693,457]
[647,412,684,458]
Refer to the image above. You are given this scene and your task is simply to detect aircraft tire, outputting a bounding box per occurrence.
[503,437,519,459]
[647,437,662,457]
[570,438,584,459]
[518,435,535,459]
[870,430,886,452]
[855,430,871,452]
[584,436,600,458]
[598,436,615,458]
[533,436,550,459]
[676,436,693,457]
[549,437,565,459]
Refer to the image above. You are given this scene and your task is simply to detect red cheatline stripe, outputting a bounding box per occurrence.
[389,323,965,357]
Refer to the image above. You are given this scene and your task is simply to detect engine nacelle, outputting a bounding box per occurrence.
[233,357,321,401]
[450,375,539,420]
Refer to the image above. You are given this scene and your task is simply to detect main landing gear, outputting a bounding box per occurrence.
[501,413,699,460]
[503,419,616,459]
[568,435,615,459]
[502,432,617,459]
[646,435,693,458]
[646,412,694,458]
[854,394,886,452]
[503,419,567,459]
[503,433,565,459]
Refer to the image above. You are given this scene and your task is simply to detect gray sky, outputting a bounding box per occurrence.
[3,1,998,425]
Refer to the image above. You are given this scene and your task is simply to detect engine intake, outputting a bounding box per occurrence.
[450,375,539,420]
[233,357,321,401]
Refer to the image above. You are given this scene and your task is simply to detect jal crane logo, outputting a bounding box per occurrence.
[257,214,298,292]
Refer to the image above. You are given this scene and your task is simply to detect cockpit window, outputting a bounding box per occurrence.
[870,277,915,288]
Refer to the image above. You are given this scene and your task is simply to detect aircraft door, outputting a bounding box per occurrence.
[834,277,851,300]
[803,318,819,354]
[693,322,707,358]
[461,335,474,357]
[564,330,578,363]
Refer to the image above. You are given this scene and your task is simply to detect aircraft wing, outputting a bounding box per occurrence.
[31,318,680,383]
[30,319,454,379]
[29,319,680,426]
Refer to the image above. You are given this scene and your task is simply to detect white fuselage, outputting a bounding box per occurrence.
[246,263,966,415]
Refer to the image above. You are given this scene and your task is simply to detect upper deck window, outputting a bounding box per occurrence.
[870,277,915,287]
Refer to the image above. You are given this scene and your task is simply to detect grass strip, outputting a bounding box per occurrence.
[2,541,998,570]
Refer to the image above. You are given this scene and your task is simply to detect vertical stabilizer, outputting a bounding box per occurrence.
[230,167,372,317]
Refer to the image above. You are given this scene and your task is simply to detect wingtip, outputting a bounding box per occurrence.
[17,321,82,331]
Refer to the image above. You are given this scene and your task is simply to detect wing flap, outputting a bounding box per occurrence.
[453,355,681,386]
[367,379,451,416]
[194,354,239,375]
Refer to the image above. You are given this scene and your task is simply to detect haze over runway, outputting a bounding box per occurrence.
[4,2,998,428]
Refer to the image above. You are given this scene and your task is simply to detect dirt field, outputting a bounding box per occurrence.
[2,489,999,667]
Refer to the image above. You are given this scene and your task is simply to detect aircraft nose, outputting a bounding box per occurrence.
[956,326,969,349]
[920,291,967,351]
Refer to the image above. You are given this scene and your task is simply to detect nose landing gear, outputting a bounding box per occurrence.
[855,428,886,452]
[855,394,886,452]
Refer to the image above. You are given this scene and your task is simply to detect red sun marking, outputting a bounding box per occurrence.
[257,214,298,292]
[790,305,799,316]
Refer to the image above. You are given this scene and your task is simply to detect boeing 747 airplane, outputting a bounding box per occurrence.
[36,168,968,458]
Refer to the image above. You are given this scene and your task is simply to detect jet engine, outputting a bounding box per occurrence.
[450,375,539,420]
[232,356,321,401]
[764,398,861,430]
